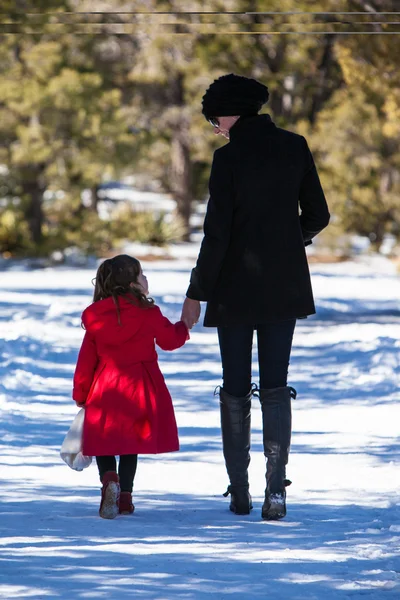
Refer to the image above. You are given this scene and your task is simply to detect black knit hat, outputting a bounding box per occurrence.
[202,73,269,121]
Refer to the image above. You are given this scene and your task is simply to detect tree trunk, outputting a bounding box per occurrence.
[309,34,337,125]
[90,184,100,211]
[169,72,193,241]
[171,133,192,241]
[370,220,386,253]
[22,166,46,246]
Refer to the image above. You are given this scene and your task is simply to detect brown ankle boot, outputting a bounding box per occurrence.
[99,471,120,519]
[119,492,135,514]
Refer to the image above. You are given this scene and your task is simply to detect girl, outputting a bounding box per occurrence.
[73,254,189,519]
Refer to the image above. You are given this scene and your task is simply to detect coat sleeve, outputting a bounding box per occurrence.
[152,307,189,351]
[186,149,234,301]
[299,137,330,245]
[72,331,99,404]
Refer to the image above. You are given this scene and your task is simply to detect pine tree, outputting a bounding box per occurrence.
[307,1,400,249]
[0,1,139,249]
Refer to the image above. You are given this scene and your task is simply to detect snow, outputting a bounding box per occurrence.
[0,255,399,599]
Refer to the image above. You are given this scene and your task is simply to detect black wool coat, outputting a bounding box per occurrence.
[186,114,330,327]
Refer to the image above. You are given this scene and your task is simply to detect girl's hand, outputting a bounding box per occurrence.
[76,401,85,408]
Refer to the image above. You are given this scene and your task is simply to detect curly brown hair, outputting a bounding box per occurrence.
[92,254,154,325]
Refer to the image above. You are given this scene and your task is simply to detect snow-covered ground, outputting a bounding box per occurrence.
[0,255,399,599]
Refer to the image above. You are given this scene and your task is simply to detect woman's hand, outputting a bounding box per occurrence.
[181,298,201,329]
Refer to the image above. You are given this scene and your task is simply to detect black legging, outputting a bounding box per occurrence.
[218,320,296,397]
[96,455,138,493]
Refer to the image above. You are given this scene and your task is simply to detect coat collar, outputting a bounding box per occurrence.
[229,113,275,143]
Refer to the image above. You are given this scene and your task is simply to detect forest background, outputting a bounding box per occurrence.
[1,0,400,261]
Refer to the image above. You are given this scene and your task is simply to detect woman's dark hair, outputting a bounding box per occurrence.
[93,254,154,324]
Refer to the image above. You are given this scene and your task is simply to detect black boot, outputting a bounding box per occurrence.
[219,387,253,515]
[259,386,296,520]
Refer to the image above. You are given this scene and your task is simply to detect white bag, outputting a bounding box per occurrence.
[60,408,92,471]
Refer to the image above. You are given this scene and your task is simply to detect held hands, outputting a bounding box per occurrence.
[181,297,201,330]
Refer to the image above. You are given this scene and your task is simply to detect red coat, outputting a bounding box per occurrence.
[72,296,189,456]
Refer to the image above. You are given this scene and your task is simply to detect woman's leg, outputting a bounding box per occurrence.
[217,325,254,397]
[118,455,138,493]
[256,319,296,389]
[96,456,117,481]
[217,325,254,514]
[256,319,297,520]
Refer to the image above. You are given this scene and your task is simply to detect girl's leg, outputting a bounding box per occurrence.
[96,456,119,520]
[96,456,117,481]
[118,455,138,493]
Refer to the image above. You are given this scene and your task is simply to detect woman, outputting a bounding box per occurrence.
[181,74,330,520]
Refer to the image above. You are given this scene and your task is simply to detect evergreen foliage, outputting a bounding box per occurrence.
[1,1,399,256]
